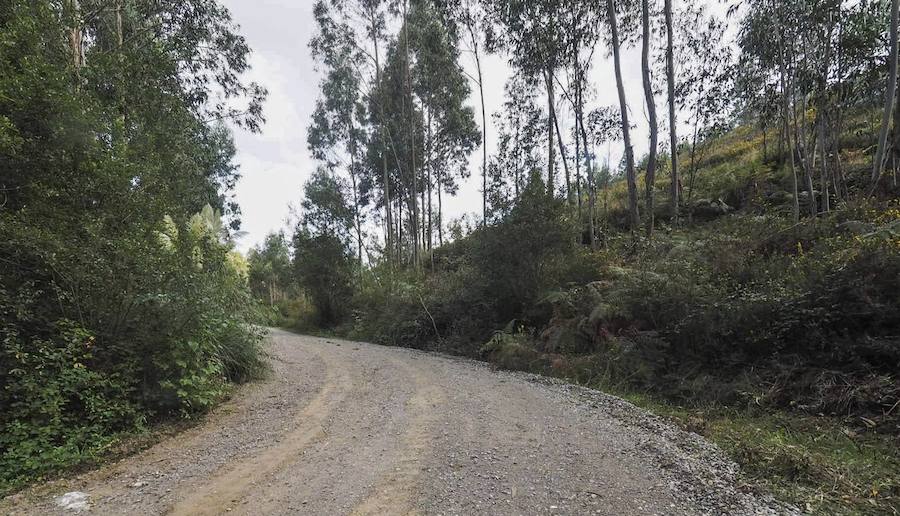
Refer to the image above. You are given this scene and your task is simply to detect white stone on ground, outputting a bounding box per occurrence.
[55,492,90,511]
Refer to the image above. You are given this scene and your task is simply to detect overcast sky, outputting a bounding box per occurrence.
[220,0,728,253]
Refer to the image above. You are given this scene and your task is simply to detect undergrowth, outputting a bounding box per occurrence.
[288,123,900,514]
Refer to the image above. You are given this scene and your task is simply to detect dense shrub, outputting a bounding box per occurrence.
[0,208,266,492]
[351,176,592,354]
[494,213,900,426]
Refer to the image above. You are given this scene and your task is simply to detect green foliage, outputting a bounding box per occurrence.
[248,232,294,305]
[291,168,357,327]
[0,208,267,492]
[293,230,356,326]
[352,174,589,353]
[0,0,266,492]
[0,320,140,491]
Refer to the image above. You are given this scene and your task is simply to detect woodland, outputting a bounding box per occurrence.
[250,0,900,512]
[1,0,900,513]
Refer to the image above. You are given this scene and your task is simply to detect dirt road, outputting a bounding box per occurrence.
[1,330,792,515]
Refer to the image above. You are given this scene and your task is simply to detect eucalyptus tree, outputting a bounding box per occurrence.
[248,232,293,306]
[436,0,491,224]
[740,2,799,220]
[607,0,640,231]
[370,37,425,264]
[874,0,900,191]
[663,0,678,222]
[358,0,396,263]
[2,0,268,469]
[668,3,732,206]
[309,0,369,265]
[488,0,569,197]
[639,0,659,238]
[833,1,891,199]
[401,0,421,267]
[3,0,266,227]
[738,0,888,213]
[488,72,546,219]
[586,106,626,248]
[563,2,604,212]
[292,168,357,325]
[409,0,480,251]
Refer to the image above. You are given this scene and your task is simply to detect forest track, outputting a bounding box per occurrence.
[0,329,794,515]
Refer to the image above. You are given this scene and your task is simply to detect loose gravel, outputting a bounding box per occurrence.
[0,329,798,515]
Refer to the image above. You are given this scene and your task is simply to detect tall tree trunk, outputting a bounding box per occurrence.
[69,0,83,78]
[116,1,124,53]
[421,181,426,256]
[547,65,556,197]
[664,0,678,224]
[403,0,419,267]
[833,13,846,203]
[892,63,900,187]
[438,170,444,246]
[793,82,816,217]
[818,115,830,213]
[776,5,800,222]
[687,102,701,205]
[397,195,403,261]
[547,71,571,204]
[554,109,571,204]
[574,64,583,216]
[463,1,488,226]
[349,131,363,266]
[581,123,596,250]
[369,10,393,265]
[608,0,640,231]
[427,108,433,259]
[641,0,659,238]
[514,122,522,199]
[782,82,800,222]
[114,0,127,144]
[873,0,900,191]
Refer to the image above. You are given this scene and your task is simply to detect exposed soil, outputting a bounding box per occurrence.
[0,329,796,515]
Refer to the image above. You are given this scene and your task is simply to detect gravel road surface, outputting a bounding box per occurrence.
[1,329,794,515]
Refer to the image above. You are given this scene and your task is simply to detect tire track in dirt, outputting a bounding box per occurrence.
[1,331,791,516]
[350,357,446,516]
[167,343,351,516]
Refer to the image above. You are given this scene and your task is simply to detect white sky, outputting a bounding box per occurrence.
[221,0,730,253]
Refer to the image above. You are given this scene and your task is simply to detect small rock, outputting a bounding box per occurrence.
[55,492,90,511]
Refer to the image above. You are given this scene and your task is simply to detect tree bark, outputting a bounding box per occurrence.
[873,0,900,192]
[547,65,556,197]
[463,0,488,226]
[547,71,571,204]
[818,115,830,213]
[427,108,433,260]
[641,0,659,238]
[368,8,393,265]
[581,122,596,250]
[349,130,363,266]
[574,63,583,216]
[793,80,816,217]
[438,169,444,246]
[775,3,800,222]
[402,0,419,267]
[608,0,639,231]
[69,0,83,78]
[664,0,678,224]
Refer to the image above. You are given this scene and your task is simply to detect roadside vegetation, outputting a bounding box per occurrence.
[0,1,267,494]
[242,0,900,513]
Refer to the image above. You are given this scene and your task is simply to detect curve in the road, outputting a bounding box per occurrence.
[0,329,793,516]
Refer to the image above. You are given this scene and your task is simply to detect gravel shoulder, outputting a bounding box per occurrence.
[0,329,796,515]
